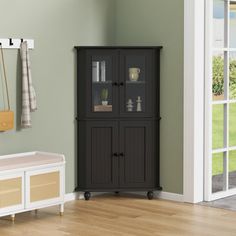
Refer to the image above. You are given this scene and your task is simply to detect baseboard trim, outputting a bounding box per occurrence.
[64,191,184,203]
[156,191,184,202]
[64,192,82,202]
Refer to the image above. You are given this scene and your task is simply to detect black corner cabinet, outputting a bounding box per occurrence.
[75,46,162,200]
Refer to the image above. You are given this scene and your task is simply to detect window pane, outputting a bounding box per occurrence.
[229,150,236,189]
[212,51,225,100]
[229,52,236,99]
[212,104,224,149]
[230,2,236,48]
[229,103,236,146]
[213,0,225,48]
[212,152,225,193]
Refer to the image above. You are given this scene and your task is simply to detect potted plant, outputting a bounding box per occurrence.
[101,88,108,106]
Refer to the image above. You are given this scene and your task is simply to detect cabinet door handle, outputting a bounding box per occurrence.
[112,82,118,86]
[113,153,119,157]
[119,153,124,157]
[119,82,124,86]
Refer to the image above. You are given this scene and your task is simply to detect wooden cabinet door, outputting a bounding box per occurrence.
[0,173,24,216]
[119,49,156,118]
[119,121,156,189]
[85,121,119,189]
[25,167,64,209]
[85,49,119,118]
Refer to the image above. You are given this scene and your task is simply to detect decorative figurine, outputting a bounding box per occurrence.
[127,99,134,112]
[136,96,142,112]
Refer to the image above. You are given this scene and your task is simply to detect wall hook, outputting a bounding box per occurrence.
[9,38,13,46]
[0,38,34,49]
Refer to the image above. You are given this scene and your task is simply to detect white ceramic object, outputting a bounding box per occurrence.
[102,101,108,106]
[129,68,141,81]
[127,99,134,112]
[136,96,142,112]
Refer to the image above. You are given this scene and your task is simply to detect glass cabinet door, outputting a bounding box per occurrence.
[119,50,154,117]
[87,50,118,117]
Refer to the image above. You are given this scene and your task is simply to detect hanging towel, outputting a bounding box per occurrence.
[20,41,37,128]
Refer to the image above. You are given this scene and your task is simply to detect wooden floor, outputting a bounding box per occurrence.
[1,194,236,236]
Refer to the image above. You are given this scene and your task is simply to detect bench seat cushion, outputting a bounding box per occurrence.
[0,153,64,171]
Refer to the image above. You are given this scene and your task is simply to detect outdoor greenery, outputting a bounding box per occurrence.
[212,56,236,176]
[212,56,224,96]
[213,152,236,176]
[230,59,236,98]
[212,56,236,99]
[212,105,236,175]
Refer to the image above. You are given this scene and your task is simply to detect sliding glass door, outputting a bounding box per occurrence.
[206,0,236,201]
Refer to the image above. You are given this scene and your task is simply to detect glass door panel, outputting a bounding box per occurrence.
[212,51,225,101]
[125,55,146,113]
[229,103,236,146]
[229,150,236,189]
[229,52,236,99]
[208,0,236,200]
[212,153,225,193]
[92,58,113,112]
[213,0,225,48]
[230,1,236,48]
[86,50,118,117]
[212,104,225,149]
[119,50,153,117]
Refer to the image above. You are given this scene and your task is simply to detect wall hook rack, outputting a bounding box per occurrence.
[0,38,34,49]
[9,38,13,46]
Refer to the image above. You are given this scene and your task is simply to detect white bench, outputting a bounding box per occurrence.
[0,151,65,221]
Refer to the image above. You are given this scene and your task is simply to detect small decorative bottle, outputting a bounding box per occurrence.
[127,99,134,112]
[136,96,142,112]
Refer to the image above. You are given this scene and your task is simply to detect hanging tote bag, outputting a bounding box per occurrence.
[0,45,14,131]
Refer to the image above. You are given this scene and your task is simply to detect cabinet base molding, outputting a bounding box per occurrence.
[64,190,184,203]
[0,151,65,220]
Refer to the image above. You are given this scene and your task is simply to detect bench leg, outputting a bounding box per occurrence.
[59,204,64,216]
[11,214,15,223]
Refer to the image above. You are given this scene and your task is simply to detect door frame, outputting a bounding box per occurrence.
[183,0,205,203]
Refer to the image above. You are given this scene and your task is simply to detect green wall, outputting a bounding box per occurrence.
[114,0,184,194]
[0,0,184,194]
[0,0,115,193]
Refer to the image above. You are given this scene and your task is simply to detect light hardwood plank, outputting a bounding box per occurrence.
[0,194,236,236]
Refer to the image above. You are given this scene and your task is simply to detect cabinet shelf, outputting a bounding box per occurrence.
[126,81,146,84]
[92,81,112,84]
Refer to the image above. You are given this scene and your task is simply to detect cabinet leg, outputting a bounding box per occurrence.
[147,191,154,200]
[84,191,91,201]
[35,209,38,215]
[11,214,15,223]
[60,204,64,216]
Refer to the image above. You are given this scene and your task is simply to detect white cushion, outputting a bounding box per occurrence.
[0,153,64,171]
